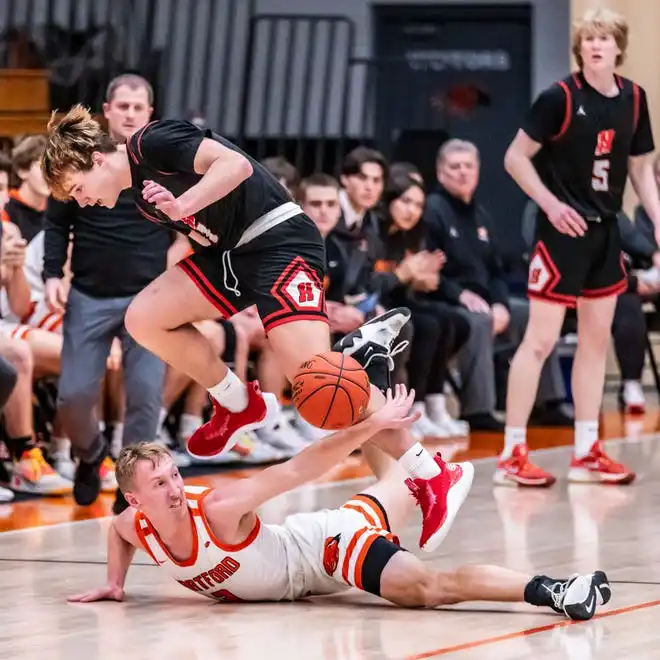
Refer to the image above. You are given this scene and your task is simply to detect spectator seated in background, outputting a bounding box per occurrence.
[375,173,470,438]
[424,139,571,431]
[261,156,300,200]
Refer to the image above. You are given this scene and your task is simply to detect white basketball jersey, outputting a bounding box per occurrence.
[134,485,300,602]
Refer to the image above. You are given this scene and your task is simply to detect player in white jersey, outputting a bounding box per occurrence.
[69,385,610,620]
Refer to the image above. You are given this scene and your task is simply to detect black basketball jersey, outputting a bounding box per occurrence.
[126,120,293,251]
[523,72,654,218]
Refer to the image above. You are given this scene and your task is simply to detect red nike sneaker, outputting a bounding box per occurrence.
[405,453,474,553]
[186,381,280,460]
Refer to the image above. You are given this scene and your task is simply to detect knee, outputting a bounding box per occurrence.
[386,565,453,609]
[0,338,33,377]
[125,296,156,345]
[520,319,560,361]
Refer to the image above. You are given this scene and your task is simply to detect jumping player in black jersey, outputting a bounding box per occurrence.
[41,107,474,554]
[497,8,660,487]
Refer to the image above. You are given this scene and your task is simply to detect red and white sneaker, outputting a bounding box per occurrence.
[405,454,474,553]
[568,440,636,485]
[494,444,556,487]
[186,381,280,460]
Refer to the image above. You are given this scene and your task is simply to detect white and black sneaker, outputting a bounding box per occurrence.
[332,307,411,393]
[525,571,610,621]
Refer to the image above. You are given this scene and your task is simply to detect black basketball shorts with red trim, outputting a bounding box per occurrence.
[527,214,627,307]
[178,213,327,332]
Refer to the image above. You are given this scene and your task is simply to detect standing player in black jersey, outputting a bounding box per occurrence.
[40,106,475,554]
[496,8,660,487]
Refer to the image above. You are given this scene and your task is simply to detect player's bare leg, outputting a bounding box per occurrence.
[497,299,565,487]
[569,295,634,483]
[125,266,281,457]
[20,328,62,377]
[379,552,610,619]
[267,313,474,552]
[354,443,609,619]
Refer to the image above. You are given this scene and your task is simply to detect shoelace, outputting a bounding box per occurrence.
[362,339,410,372]
[22,448,55,478]
[544,580,568,610]
[589,442,617,468]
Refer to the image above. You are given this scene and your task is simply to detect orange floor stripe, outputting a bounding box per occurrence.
[403,597,660,659]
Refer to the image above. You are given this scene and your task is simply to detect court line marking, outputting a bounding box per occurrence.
[403,598,660,659]
[0,557,155,566]
[0,429,657,538]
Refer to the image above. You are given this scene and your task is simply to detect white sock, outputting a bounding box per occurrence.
[398,443,441,480]
[179,413,203,440]
[574,420,598,459]
[425,394,447,420]
[208,370,248,412]
[50,436,70,457]
[158,407,168,429]
[502,427,526,459]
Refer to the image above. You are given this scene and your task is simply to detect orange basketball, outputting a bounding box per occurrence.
[292,352,371,430]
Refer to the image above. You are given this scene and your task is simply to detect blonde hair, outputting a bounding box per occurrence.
[12,134,47,173]
[41,104,117,200]
[115,442,172,493]
[572,8,628,69]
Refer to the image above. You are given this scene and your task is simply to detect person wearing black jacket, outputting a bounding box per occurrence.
[424,140,568,430]
[376,174,470,438]
[43,74,186,509]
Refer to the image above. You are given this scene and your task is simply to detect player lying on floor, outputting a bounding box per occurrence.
[69,385,610,620]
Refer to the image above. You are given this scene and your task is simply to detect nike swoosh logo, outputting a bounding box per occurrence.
[585,594,595,614]
[415,450,423,457]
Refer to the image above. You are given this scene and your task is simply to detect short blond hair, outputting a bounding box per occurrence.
[115,442,172,493]
[41,104,117,201]
[572,8,628,69]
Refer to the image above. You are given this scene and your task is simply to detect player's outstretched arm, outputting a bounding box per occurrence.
[67,510,137,603]
[206,385,420,517]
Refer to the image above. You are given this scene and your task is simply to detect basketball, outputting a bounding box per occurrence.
[292,352,371,430]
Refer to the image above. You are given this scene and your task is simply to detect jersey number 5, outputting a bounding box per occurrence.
[592,159,610,192]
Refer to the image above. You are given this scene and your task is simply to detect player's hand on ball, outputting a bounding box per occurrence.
[67,584,125,603]
[142,180,183,220]
[371,384,420,431]
[546,201,587,237]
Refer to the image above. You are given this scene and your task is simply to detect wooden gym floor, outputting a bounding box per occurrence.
[2,408,660,659]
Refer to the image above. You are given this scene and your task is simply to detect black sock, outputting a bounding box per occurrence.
[524,575,562,608]
[6,436,35,461]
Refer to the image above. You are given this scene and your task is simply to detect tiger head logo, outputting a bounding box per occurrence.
[322,533,341,576]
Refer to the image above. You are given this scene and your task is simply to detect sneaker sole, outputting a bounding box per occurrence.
[567,467,636,485]
[335,307,411,351]
[493,470,557,488]
[421,461,474,553]
[186,393,281,461]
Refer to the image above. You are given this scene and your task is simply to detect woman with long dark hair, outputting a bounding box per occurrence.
[376,174,470,438]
